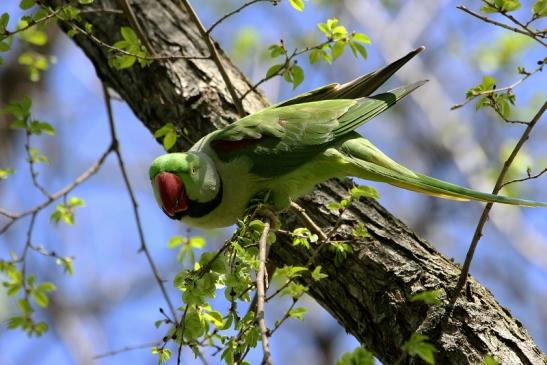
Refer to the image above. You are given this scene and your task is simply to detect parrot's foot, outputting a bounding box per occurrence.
[253,204,280,230]
[245,190,281,229]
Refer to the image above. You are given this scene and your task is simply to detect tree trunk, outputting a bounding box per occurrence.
[47,1,546,363]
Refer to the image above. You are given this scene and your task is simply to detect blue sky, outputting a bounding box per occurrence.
[0,1,546,364]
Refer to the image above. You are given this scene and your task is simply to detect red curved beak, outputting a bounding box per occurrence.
[155,172,188,217]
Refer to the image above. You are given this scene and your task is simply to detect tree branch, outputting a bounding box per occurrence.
[450,100,547,304]
[44,1,546,363]
[179,0,245,116]
[102,84,178,321]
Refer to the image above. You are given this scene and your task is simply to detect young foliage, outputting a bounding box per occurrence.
[50,197,85,226]
[110,27,151,69]
[481,0,522,13]
[410,289,443,306]
[154,122,179,151]
[402,333,437,364]
[336,346,375,365]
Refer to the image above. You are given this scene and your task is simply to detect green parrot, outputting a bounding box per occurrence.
[149,46,546,229]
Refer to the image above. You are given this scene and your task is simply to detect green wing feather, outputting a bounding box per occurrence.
[211,81,425,176]
[273,46,425,107]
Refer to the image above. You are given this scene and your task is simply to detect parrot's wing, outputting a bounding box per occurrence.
[273,46,425,108]
[210,82,425,177]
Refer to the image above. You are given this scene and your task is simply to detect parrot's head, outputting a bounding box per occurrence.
[149,152,221,220]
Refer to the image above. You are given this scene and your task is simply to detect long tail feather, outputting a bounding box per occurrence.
[342,138,547,207]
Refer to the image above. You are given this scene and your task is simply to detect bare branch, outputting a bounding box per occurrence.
[457,5,546,47]
[102,84,178,322]
[24,132,52,199]
[500,167,547,189]
[450,99,547,304]
[1,145,114,235]
[207,0,277,35]
[289,201,327,241]
[93,341,160,359]
[256,219,273,365]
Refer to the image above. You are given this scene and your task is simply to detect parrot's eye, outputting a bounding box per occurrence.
[191,167,196,175]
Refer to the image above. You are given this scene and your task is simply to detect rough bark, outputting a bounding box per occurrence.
[46,1,546,364]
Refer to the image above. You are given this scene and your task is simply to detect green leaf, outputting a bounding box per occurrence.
[350,185,379,200]
[183,309,205,340]
[17,298,33,314]
[290,64,304,89]
[268,44,285,58]
[79,0,94,4]
[311,265,328,281]
[331,40,346,61]
[0,13,9,31]
[155,123,178,150]
[273,265,307,280]
[351,222,369,239]
[483,355,500,365]
[0,168,15,179]
[68,196,85,207]
[121,26,139,44]
[288,306,307,320]
[350,41,368,60]
[37,281,57,292]
[410,289,443,305]
[168,235,185,249]
[318,22,330,36]
[153,122,175,137]
[289,0,304,11]
[32,290,48,307]
[163,131,177,150]
[402,333,437,364]
[152,347,172,364]
[336,346,375,365]
[19,0,35,10]
[202,309,224,329]
[266,63,284,78]
[56,257,74,275]
[17,21,47,46]
[352,32,371,44]
[189,236,206,249]
[7,316,24,329]
[533,0,547,17]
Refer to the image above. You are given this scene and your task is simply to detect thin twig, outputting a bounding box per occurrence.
[24,132,52,199]
[207,0,276,35]
[179,0,245,117]
[269,298,298,336]
[0,4,66,40]
[289,201,327,241]
[35,2,208,61]
[93,341,160,359]
[457,5,546,47]
[256,219,273,365]
[496,5,545,41]
[0,146,114,235]
[450,100,547,305]
[102,84,178,322]
[452,62,544,109]
[79,8,124,15]
[500,168,547,189]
